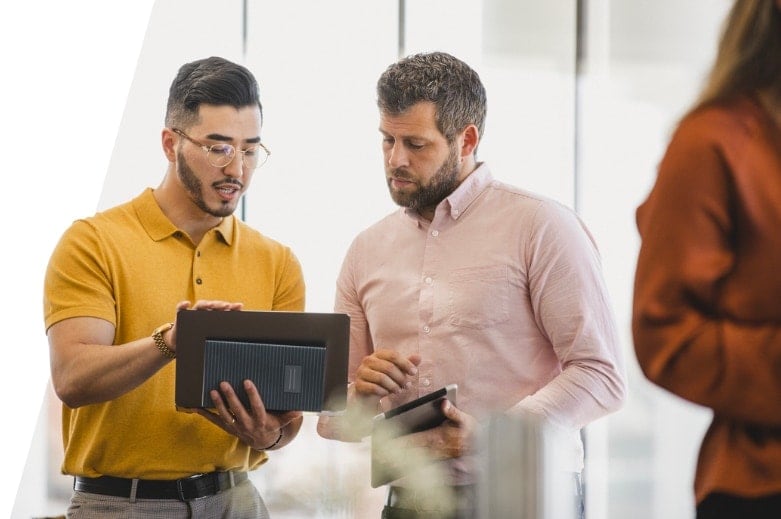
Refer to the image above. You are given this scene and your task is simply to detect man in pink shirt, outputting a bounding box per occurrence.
[317,51,625,519]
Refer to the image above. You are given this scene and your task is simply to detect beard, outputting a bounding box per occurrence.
[387,143,461,213]
[177,152,240,218]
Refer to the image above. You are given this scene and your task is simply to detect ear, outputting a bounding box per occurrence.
[162,128,178,162]
[459,124,480,159]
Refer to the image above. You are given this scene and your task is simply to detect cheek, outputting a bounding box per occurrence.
[241,170,256,185]
[381,146,393,163]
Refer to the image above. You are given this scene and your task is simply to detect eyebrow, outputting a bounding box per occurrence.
[205,133,261,144]
[379,129,430,142]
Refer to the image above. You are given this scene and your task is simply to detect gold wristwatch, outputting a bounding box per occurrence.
[152,322,176,359]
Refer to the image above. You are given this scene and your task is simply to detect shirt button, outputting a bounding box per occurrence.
[425,277,433,285]
[196,250,201,257]
[431,230,439,237]
[423,325,430,333]
[196,278,203,285]
[421,379,431,387]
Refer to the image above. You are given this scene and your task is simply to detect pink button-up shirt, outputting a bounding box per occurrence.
[330,164,625,480]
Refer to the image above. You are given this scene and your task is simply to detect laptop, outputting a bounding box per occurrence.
[175,309,349,413]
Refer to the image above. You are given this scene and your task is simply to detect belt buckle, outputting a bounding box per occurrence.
[393,487,426,513]
[175,473,206,501]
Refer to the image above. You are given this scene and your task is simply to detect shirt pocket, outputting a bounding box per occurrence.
[447,265,511,329]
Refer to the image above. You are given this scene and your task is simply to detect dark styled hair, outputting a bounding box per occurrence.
[165,56,262,129]
[377,51,487,143]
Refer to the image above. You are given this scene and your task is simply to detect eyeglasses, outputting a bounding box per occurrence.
[171,128,270,169]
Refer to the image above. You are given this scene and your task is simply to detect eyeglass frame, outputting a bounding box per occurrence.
[171,127,270,169]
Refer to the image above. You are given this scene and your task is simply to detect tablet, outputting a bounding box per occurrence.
[174,309,350,413]
[371,384,457,487]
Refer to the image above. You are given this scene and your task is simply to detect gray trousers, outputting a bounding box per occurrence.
[66,479,270,519]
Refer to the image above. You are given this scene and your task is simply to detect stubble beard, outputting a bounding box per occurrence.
[177,152,239,218]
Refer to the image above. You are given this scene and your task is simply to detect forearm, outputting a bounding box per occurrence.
[634,312,781,426]
[50,334,171,408]
[509,360,626,430]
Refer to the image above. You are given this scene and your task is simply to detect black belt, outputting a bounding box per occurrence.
[386,485,476,518]
[73,471,248,501]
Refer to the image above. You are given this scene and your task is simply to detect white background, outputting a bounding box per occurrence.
[1,1,154,517]
[5,1,732,518]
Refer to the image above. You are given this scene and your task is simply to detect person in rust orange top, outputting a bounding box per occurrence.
[632,1,781,517]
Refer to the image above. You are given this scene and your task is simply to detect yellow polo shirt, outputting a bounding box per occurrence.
[44,188,305,479]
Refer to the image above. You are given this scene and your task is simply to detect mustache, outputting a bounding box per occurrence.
[213,178,244,189]
[388,168,415,182]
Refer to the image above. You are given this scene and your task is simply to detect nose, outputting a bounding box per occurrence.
[387,142,409,169]
[223,153,244,179]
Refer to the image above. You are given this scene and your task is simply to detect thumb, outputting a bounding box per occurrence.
[441,398,461,423]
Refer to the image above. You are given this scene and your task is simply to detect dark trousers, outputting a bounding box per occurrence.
[382,475,584,519]
[697,492,781,519]
[381,485,476,519]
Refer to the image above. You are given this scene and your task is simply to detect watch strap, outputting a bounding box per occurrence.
[153,322,176,359]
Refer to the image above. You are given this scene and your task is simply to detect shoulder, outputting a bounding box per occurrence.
[673,96,765,146]
[487,180,579,224]
[55,196,139,247]
[485,180,598,253]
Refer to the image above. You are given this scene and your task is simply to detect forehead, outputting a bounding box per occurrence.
[190,103,262,138]
[379,101,442,139]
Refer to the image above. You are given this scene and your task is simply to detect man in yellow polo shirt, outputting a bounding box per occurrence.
[43,56,305,518]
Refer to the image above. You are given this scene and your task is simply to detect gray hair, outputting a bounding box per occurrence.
[377,51,487,143]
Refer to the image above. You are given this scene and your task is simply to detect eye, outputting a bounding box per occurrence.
[243,147,257,157]
[406,141,425,151]
[210,144,234,157]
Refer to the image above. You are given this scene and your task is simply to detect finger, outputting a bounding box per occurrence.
[242,379,268,417]
[209,385,240,425]
[204,301,243,311]
[364,355,409,381]
[192,300,231,311]
[374,349,420,378]
[442,399,461,423]
[218,381,248,417]
[175,300,192,311]
[354,365,403,396]
[359,356,416,392]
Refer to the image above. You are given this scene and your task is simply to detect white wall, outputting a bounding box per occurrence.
[3,1,153,517]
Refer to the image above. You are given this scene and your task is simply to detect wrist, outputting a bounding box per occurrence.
[152,322,176,359]
[256,429,283,451]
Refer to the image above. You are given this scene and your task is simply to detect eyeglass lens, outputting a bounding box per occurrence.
[207,143,268,169]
